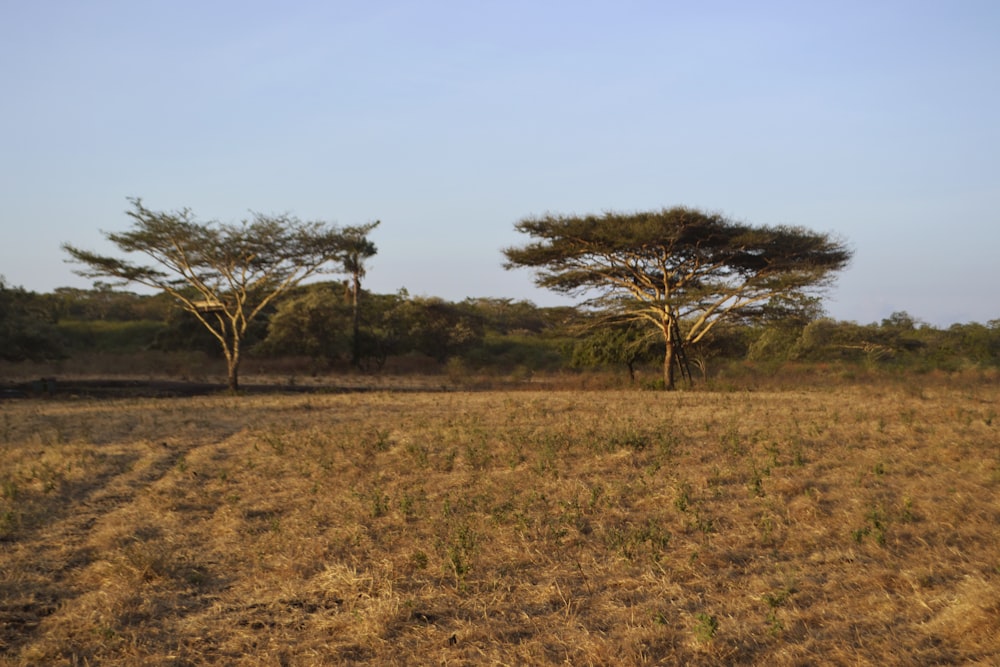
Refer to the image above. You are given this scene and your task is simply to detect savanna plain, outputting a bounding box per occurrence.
[1,377,998,665]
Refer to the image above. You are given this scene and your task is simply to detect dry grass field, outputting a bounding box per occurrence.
[1,378,998,665]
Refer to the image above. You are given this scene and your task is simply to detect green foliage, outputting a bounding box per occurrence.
[605,518,671,561]
[151,308,229,356]
[17,276,1000,377]
[257,287,492,368]
[460,332,569,372]
[693,612,719,643]
[852,506,889,546]
[766,311,1000,370]
[255,283,352,363]
[392,296,486,363]
[57,319,166,353]
[458,297,573,334]
[570,317,661,381]
[49,284,175,322]
[0,280,65,362]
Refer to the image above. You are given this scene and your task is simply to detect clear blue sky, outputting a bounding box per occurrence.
[2,1,998,326]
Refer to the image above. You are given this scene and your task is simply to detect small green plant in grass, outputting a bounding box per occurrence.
[688,512,715,535]
[693,612,718,643]
[489,498,516,524]
[641,519,672,550]
[445,523,478,590]
[765,440,782,468]
[464,440,492,471]
[674,481,692,513]
[747,460,767,498]
[368,487,390,518]
[899,497,917,523]
[367,428,392,452]
[410,550,428,570]
[605,519,671,561]
[791,441,806,467]
[608,425,650,452]
[405,441,430,469]
[765,609,784,635]
[441,449,457,473]
[867,507,888,545]
[399,491,424,522]
[506,440,527,468]
[721,423,743,456]
[656,432,679,463]
[534,439,559,477]
[29,461,61,494]
[852,506,888,545]
[762,589,788,609]
[545,515,570,542]
[707,467,723,494]
[587,483,604,512]
[259,431,286,455]
[604,525,632,559]
[761,582,796,634]
[758,514,776,545]
[398,493,414,520]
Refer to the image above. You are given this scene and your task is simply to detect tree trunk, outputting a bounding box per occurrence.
[663,342,676,390]
[227,361,239,393]
[351,271,361,367]
[227,333,241,393]
[663,319,676,390]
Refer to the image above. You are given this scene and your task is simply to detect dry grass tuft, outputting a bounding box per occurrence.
[1,381,999,664]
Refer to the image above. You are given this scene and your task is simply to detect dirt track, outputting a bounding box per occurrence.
[1,377,453,400]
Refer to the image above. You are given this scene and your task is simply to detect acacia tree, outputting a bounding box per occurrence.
[63,198,369,392]
[503,207,852,389]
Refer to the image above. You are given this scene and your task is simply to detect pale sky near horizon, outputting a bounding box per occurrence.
[2,1,998,327]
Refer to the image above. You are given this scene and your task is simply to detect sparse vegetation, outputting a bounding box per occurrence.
[1,380,998,664]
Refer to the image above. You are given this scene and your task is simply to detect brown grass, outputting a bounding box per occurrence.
[1,380,998,665]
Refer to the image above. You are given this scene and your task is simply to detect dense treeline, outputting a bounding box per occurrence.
[2,280,999,380]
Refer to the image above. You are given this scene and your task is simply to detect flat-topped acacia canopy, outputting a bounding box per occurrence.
[504,207,852,388]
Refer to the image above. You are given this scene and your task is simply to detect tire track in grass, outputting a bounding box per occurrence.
[0,438,199,657]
